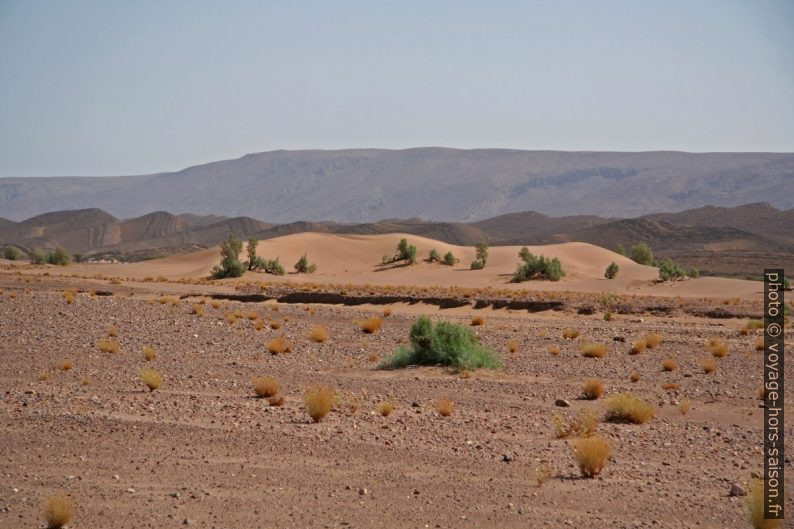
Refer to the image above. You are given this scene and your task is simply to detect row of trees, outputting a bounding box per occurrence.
[211,235,316,279]
[3,245,70,266]
[612,242,698,282]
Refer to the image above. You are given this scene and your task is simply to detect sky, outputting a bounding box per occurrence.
[0,0,792,177]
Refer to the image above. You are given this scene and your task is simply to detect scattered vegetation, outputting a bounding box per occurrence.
[308,326,328,343]
[140,368,163,391]
[573,436,611,478]
[631,243,654,266]
[562,328,579,340]
[605,393,654,424]
[630,339,646,355]
[59,360,73,372]
[470,315,485,326]
[604,261,619,279]
[191,303,204,316]
[554,408,598,438]
[534,464,552,487]
[377,402,395,417]
[143,346,156,361]
[268,395,285,406]
[755,337,765,352]
[507,339,518,353]
[294,253,317,273]
[47,247,71,266]
[427,248,441,262]
[435,398,454,416]
[581,379,604,400]
[3,245,23,260]
[43,492,74,529]
[303,384,334,422]
[61,290,76,304]
[267,336,292,355]
[378,316,501,371]
[359,316,383,334]
[630,373,641,383]
[512,247,565,282]
[644,332,662,348]
[97,339,119,353]
[470,242,489,270]
[662,358,677,371]
[443,251,457,266]
[252,376,280,398]
[707,337,728,358]
[581,343,607,358]
[383,238,417,265]
[211,234,245,278]
[701,357,716,374]
[678,400,691,415]
[658,257,690,281]
[548,345,561,355]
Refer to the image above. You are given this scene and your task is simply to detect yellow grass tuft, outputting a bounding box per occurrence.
[142,346,156,361]
[548,345,561,356]
[507,339,518,353]
[252,376,280,398]
[581,343,607,358]
[383,307,392,317]
[678,400,690,415]
[554,408,598,438]
[643,332,662,348]
[267,336,292,355]
[562,328,579,340]
[700,357,716,374]
[254,319,265,331]
[435,398,454,417]
[707,337,728,357]
[61,290,76,304]
[470,315,485,326]
[605,393,654,424]
[59,360,73,372]
[359,316,383,334]
[629,339,646,355]
[377,402,395,416]
[140,368,163,391]
[191,303,205,316]
[224,312,238,325]
[43,492,74,529]
[662,357,677,371]
[581,379,604,400]
[107,325,118,337]
[308,326,328,343]
[661,382,679,391]
[755,337,765,351]
[38,372,51,382]
[210,299,221,309]
[573,436,611,478]
[303,384,334,422]
[97,339,119,353]
[534,463,552,487]
[368,352,378,363]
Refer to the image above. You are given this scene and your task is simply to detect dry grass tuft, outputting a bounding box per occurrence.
[746,478,782,529]
[254,319,265,331]
[605,393,654,424]
[581,343,607,358]
[107,325,118,337]
[140,368,163,391]
[252,376,280,398]
[61,290,76,304]
[707,337,728,358]
[383,307,392,317]
[246,311,259,321]
[662,358,677,371]
[755,337,765,352]
[377,402,395,416]
[630,373,641,383]
[470,315,485,326]
[435,398,454,417]
[678,400,691,415]
[554,408,598,438]
[700,357,716,374]
[573,436,611,478]
[562,328,579,340]
[629,339,646,355]
[308,326,328,343]
[224,312,238,325]
[303,384,334,422]
[210,300,221,309]
[534,463,552,487]
[268,395,285,406]
[368,352,378,363]
[191,303,205,316]
[507,339,518,353]
[143,346,156,361]
[661,382,679,391]
[548,345,561,356]
[267,336,292,355]
[360,316,383,334]
[644,332,662,348]
[43,492,74,529]
[97,339,119,353]
[59,360,73,372]
[38,372,51,382]
[581,379,604,400]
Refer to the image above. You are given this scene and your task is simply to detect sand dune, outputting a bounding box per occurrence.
[62,232,762,299]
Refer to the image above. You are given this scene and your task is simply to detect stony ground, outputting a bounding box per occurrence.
[1,282,791,529]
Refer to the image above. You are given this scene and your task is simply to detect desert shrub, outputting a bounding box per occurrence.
[707,337,728,357]
[554,408,598,438]
[562,328,579,340]
[140,368,163,391]
[470,242,488,270]
[688,267,700,278]
[435,398,454,416]
[631,243,654,265]
[755,337,765,351]
[678,400,691,415]
[252,376,279,398]
[269,320,282,330]
[605,393,654,424]
[97,339,118,353]
[303,384,334,422]
[548,345,561,355]
[746,319,764,331]
[47,247,71,266]
[658,258,687,281]
[470,315,485,326]
[377,402,395,416]
[211,234,245,278]
[59,359,73,371]
[534,464,551,487]
[210,300,222,309]
[359,316,382,334]
[257,258,285,276]
[443,251,457,266]
[662,358,677,371]
[308,326,328,343]
[630,339,646,355]
[644,332,662,348]
[615,243,626,256]
[107,325,118,337]
[294,253,317,273]
[581,379,604,400]
[143,346,156,361]
[267,336,292,355]
[512,247,565,282]
[746,478,782,529]
[573,436,611,478]
[191,303,204,316]
[428,248,440,262]
[382,307,392,317]
[581,343,607,358]
[507,339,518,353]
[43,492,74,529]
[3,245,22,261]
[661,382,679,391]
[378,316,501,371]
[383,238,417,265]
[31,249,47,264]
[604,261,619,279]
[62,290,76,304]
[700,357,716,373]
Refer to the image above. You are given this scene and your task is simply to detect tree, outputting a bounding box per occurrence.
[443,251,457,266]
[605,262,619,279]
[471,242,489,270]
[657,258,686,281]
[383,238,417,265]
[3,246,22,261]
[294,253,316,273]
[428,249,440,262]
[31,249,47,265]
[512,247,565,282]
[262,258,285,275]
[246,238,260,270]
[211,234,245,278]
[47,247,70,266]
[615,244,626,256]
[631,243,654,266]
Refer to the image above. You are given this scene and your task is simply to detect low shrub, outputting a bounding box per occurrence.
[678,400,690,415]
[581,379,604,400]
[359,316,382,334]
[707,337,728,358]
[377,402,395,417]
[470,315,485,326]
[252,376,279,398]
[554,408,598,438]
[562,328,579,340]
[294,253,317,273]
[308,326,328,343]
[268,395,285,406]
[630,340,646,355]
[97,339,118,353]
[630,373,640,383]
[59,360,73,372]
[644,333,662,348]
[662,358,677,371]
[43,492,74,529]
[140,368,163,391]
[507,339,518,353]
[267,336,291,355]
[435,398,454,416]
[512,247,565,282]
[303,384,334,422]
[143,346,156,361]
[701,357,716,374]
[573,436,611,478]
[191,304,204,316]
[604,261,619,279]
[605,393,654,424]
[548,345,561,356]
[581,343,607,358]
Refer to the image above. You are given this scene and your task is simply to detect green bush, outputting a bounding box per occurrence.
[470,242,489,270]
[47,247,70,266]
[383,238,417,265]
[443,251,457,266]
[262,258,285,275]
[378,316,501,371]
[31,249,47,265]
[615,244,626,256]
[211,234,245,278]
[428,248,440,262]
[294,253,316,273]
[3,246,22,261]
[512,247,565,282]
[631,243,654,265]
[688,267,700,278]
[658,258,687,281]
[604,261,619,279]
[246,238,259,270]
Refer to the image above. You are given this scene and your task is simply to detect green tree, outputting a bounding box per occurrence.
[604,262,619,279]
[246,238,260,270]
[31,249,47,264]
[3,246,22,261]
[658,258,686,281]
[631,243,654,266]
[211,234,245,278]
[47,247,70,266]
[471,242,489,270]
[512,247,565,282]
[294,253,316,273]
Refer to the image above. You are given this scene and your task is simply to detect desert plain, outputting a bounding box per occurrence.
[1,232,791,528]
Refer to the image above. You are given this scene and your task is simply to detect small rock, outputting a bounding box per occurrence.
[555,399,570,408]
[502,453,514,462]
[729,483,746,497]
[183,518,194,525]
[358,488,368,496]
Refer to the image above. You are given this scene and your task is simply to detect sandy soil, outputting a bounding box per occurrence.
[1,272,791,528]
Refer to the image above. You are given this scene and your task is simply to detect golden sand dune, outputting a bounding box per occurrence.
[66,232,762,299]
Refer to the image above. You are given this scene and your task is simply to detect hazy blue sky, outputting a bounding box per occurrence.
[1,1,792,176]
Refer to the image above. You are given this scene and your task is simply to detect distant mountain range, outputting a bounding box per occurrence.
[1,148,793,222]
[1,203,792,278]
